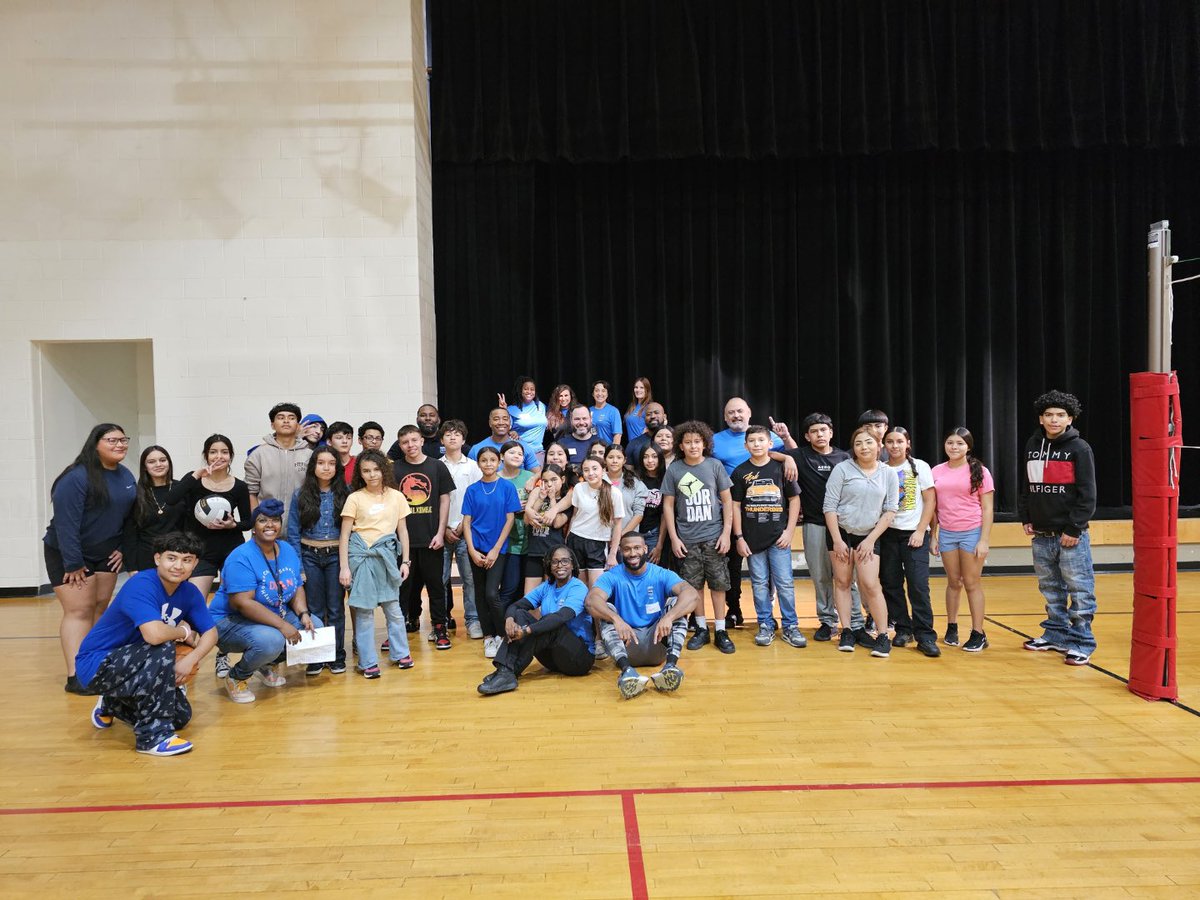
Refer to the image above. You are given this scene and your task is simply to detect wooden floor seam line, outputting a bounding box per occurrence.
[7,774,1200,818]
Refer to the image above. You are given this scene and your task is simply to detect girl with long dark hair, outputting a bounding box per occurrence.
[546,385,578,442]
[44,423,138,692]
[932,427,995,652]
[604,444,647,537]
[165,434,253,601]
[124,445,186,574]
[522,463,570,595]
[879,427,939,657]
[635,444,667,564]
[288,447,349,674]
[624,377,654,443]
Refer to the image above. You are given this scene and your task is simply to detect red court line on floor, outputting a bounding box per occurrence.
[5,774,1200,817]
[621,792,649,900]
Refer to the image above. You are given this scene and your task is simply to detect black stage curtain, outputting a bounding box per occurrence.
[432,0,1200,163]
[430,2,1200,517]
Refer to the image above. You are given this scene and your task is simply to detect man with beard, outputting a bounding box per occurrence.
[625,402,667,463]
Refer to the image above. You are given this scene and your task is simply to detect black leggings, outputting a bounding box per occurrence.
[400,546,448,626]
[471,561,507,637]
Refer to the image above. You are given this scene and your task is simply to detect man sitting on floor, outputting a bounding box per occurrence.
[75,532,218,757]
[586,532,699,698]
[477,545,595,695]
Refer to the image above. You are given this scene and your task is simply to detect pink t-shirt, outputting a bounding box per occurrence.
[931,461,994,531]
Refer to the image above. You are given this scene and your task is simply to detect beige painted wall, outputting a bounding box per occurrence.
[0,0,435,588]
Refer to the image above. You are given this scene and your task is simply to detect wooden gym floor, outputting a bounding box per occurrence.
[1,571,1198,898]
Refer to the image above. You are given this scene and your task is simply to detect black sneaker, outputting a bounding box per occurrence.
[618,666,650,699]
[864,614,875,632]
[917,641,942,658]
[892,631,913,648]
[405,620,419,634]
[943,623,959,646]
[838,629,856,652]
[870,633,891,658]
[962,631,988,652]
[477,667,518,695]
[713,630,736,654]
[855,629,875,649]
[305,663,324,677]
[329,660,347,674]
[64,675,86,695]
[686,628,710,651]
[813,623,833,642]
[448,619,457,632]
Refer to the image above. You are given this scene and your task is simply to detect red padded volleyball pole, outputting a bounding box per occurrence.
[1128,221,1180,701]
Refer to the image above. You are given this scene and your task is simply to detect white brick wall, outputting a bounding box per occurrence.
[0,0,435,589]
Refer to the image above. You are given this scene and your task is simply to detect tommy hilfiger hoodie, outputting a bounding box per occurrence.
[1016,426,1096,537]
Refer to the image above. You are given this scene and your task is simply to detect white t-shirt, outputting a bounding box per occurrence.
[570,483,627,542]
[442,455,483,528]
[888,457,934,532]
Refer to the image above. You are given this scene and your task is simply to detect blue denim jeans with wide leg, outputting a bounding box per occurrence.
[301,546,345,665]
[218,609,325,681]
[352,601,410,670]
[747,544,798,630]
[1031,531,1097,656]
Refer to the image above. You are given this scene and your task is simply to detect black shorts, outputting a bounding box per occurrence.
[567,534,608,570]
[43,541,117,586]
[825,527,872,552]
[523,555,548,579]
[190,558,220,578]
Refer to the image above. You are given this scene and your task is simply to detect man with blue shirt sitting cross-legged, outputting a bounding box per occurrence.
[75,532,218,757]
[586,532,699,698]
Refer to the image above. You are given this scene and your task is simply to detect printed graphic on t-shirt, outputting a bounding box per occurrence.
[897,467,917,513]
[160,603,183,626]
[644,487,662,511]
[740,473,784,522]
[676,472,713,522]
[399,472,433,514]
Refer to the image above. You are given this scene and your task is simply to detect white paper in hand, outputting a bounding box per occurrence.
[286,626,336,666]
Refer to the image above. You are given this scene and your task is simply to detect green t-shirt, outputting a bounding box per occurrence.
[501,469,534,554]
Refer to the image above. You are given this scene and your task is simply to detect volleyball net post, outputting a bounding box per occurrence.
[1128,221,1180,701]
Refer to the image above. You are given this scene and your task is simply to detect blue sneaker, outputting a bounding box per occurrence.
[91,698,113,730]
[136,735,193,757]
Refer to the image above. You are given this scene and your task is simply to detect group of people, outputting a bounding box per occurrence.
[44,377,1099,756]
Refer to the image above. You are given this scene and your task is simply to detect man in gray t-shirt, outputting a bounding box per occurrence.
[661,421,736,654]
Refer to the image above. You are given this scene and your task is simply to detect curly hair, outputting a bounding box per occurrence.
[1034,390,1082,418]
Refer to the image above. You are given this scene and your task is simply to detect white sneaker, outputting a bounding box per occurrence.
[484,636,500,659]
[225,676,256,703]
[214,652,231,679]
[258,665,287,688]
[467,621,484,640]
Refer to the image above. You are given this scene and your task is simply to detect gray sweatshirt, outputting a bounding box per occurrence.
[822,459,899,535]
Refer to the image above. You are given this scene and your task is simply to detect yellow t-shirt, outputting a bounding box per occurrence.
[342,487,410,547]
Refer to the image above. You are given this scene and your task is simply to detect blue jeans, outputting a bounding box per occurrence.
[352,601,410,669]
[217,609,325,681]
[803,522,862,628]
[1031,532,1097,656]
[302,546,346,665]
[443,539,478,625]
[747,544,798,629]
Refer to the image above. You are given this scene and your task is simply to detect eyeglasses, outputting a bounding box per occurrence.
[101,437,131,446]
[549,558,573,566]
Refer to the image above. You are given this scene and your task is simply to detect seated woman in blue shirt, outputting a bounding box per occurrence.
[209,498,321,704]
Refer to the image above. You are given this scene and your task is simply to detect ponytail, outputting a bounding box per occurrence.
[596,479,615,528]
[967,454,984,495]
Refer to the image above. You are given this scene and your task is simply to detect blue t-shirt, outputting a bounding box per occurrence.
[590,404,623,444]
[208,540,304,620]
[593,563,683,628]
[75,570,214,687]
[469,436,539,471]
[507,400,548,449]
[711,428,783,475]
[461,478,523,555]
[525,577,593,652]
[558,433,597,469]
[624,406,647,440]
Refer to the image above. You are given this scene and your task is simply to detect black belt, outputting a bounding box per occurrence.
[301,543,339,554]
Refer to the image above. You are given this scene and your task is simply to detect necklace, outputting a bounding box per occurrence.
[152,484,167,516]
[481,480,498,495]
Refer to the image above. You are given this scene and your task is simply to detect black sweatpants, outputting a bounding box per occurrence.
[493,607,593,676]
[400,546,448,627]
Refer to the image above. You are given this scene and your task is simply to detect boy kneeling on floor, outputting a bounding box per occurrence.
[75,531,217,757]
